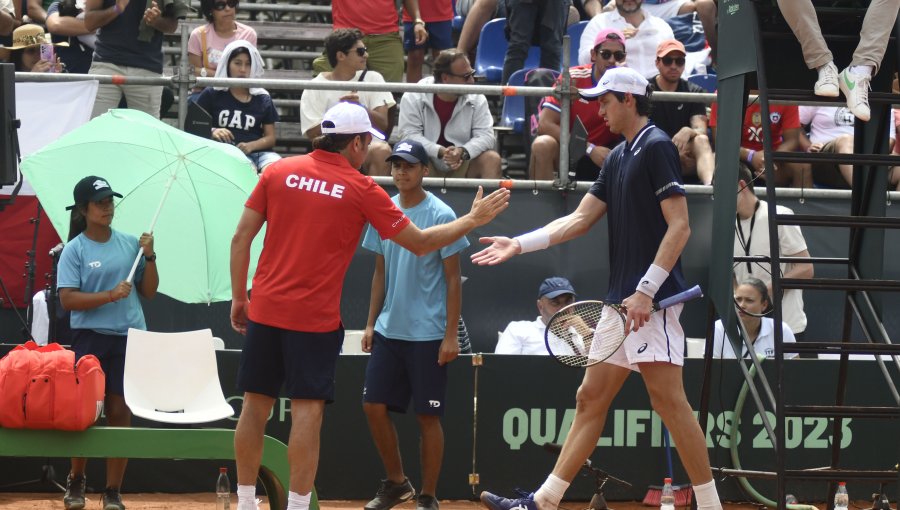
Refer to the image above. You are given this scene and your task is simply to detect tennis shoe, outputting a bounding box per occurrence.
[237,498,261,510]
[417,495,440,510]
[480,490,538,510]
[364,477,416,510]
[63,474,86,510]
[101,488,126,510]
[839,67,871,122]
[814,62,839,97]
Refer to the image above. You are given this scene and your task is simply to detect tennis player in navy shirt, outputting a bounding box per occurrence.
[473,67,724,510]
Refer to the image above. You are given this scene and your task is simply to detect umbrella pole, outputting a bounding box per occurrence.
[127,173,177,283]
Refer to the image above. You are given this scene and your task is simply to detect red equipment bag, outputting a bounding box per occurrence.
[0,340,105,431]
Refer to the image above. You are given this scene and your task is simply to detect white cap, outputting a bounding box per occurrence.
[580,67,649,99]
[321,102,385,140]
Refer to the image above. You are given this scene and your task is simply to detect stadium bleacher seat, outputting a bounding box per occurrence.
[566,21,588,67]
[453,16,465,31]
[500,69,529,134]
[475,18,541,83]
[687,73,717,92]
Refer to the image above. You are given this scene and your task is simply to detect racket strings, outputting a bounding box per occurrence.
[547,302,626,368]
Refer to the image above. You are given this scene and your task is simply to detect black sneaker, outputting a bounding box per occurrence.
[417,495,440,510]
[63,474,86,510]
[101,488,126,510]
[364,478,416,510]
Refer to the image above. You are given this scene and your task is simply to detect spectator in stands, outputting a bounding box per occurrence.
[301,29,394,176]
[85,0,184,119]
[579,0,673,79]
[2,24,65,72]
[649,38,713,184]
[734,164,813,340]
[403,0,453,83]
[711,276,797,359]
[0,0,17,36]
[495,277,577,355]
[530,28,623,181]
[800,106,895,188]
[196,41,280,173]
[709,97,805,187]
[397,49,501,179]
[501,0,569,85]
[777,0,900,122]
[599,0,717,64]
[46,0,97,74]
[187,0,257,85]
[313,0,427,83]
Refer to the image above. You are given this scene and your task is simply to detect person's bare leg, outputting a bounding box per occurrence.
[417,414,443,497]
[364,402,406,483]
[288,399,326,494]
[693,134,715,184]
[103,394,131,490]
[468,150,503,178]
[531,363,631,510]
[529,135,559,180]
[456,0,498,55]
[235,392,276,487]
[365,141,393,176]
[406,48,426,83]
[834,134,855,186]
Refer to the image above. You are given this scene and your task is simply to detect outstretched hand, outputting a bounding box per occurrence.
[470,236,519,266]
[467,186,510,227]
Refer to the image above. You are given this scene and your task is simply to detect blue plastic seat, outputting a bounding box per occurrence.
[566,21,588,66]
[475,18,542,83]
[500,69,529,133]
[687,73,717,92]
[452,15,465,31]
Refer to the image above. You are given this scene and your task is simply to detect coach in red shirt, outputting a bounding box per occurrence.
[228,102,509,510]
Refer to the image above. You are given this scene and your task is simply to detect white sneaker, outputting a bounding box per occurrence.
[814,62,839,97]
[839,67,871,121]
[237,498,260,510]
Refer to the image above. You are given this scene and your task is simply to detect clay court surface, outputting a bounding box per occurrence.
[0,495,801,510]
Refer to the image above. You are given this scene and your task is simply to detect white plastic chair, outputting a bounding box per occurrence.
[124,328,235,424]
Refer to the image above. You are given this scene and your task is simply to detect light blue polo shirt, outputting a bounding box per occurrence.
[362,192,469,341]
[57,230,147,336]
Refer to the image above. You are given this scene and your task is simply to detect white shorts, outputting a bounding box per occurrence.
[643,0,691,20]
[603,303,684,372]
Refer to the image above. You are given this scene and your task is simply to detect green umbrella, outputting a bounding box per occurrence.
[21,109,264,304]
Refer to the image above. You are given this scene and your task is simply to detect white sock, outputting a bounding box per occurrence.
[693,479,723,510]
[849,65,873,76]
[287,491,312,510]
[534,474,570,508]
[237,485,257,507]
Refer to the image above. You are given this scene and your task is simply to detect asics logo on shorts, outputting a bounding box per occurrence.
[428,400,441,408]
[637,343,648,354]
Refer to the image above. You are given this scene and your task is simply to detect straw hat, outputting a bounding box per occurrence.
[5,24,69,50]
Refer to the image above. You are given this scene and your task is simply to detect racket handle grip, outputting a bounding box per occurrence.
[655,285,703,310]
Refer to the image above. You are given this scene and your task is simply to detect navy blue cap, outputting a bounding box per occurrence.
[67,176,123,210]
[387,140,429,165]
[539,277,577,299]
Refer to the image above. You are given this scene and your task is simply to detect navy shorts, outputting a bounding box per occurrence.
[71,329,127,397]
[237,320,344,402]
[403,20,453,51]
[362,332,448,416]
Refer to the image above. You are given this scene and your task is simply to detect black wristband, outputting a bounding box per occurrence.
[145,253,157,262]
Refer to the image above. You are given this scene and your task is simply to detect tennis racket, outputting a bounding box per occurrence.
[545,285,704,368]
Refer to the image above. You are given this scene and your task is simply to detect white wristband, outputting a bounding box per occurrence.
[636,264,669,299]
[514,228,551,254]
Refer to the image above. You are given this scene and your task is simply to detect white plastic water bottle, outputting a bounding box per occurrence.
[216,467,231,510]
[834,482,849,510]
[661,477,676,510]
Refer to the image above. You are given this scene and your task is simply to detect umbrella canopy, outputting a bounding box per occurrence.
[21,109,263,304]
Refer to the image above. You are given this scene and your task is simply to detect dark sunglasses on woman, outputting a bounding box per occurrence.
[213,0,238,10]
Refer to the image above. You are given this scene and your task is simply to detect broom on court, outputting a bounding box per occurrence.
[642,427,693,507]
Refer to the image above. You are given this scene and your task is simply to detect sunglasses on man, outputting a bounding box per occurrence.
[343,46,368,57]
[596,49,626,62]
[659,56,686,67]
[448,70,476,80]
[213,0,238,10]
